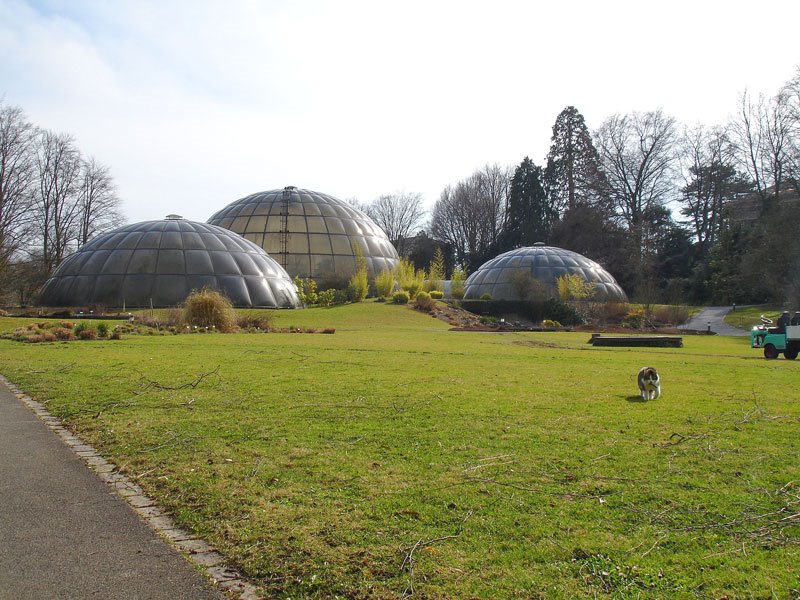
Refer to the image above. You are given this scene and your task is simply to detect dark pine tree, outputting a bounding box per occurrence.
[499,157,555,251]
[543,106,608,216]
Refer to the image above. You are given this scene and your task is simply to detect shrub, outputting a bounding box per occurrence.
[541,319,561,329]
[450,268,466,299]
[78,328,98,340]
[294,276,318,305]
[21,331,57,343]
[135,315,161,329]
[652,304,689,326]
[596,302,630,324]
[556,273,595,301]
[237,312,274,330]
[346,242,369,303]
[73,322,92,336]
[374,269,396,298]
[321,328,336,334]
[430,290,444,300]
[182,288,238,332]
[110,328,123,340]
[0,309,9,317]
[392,290,410,304]
[317,289,337,307]
[52,327,76,341]
[622,307,648,329]
[480,293,492,301]
[348,271,369,303]
[413,291,435,312]
[424,248,446,293]
[395,259,425,299]
[96,322,110,337]
[164,308,183,327]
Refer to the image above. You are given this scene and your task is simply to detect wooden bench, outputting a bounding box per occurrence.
[588,334,683,348]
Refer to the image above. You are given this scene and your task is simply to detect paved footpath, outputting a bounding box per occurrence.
[679,305,751,337]
[0,380,225,600]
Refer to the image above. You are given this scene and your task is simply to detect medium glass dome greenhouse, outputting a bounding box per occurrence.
[207,187,400,285]
[38,216,302,309]
[464,243,627,302]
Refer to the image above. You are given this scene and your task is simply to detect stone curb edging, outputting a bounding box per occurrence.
[0,374,262,600]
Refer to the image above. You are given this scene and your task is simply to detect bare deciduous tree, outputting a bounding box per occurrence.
[594,110,678,250]
[34,130,83,270]
[77,157,123,246]
[778,69,800,196]
[730,89,794,212]
[429,164,510,270]
[677,125,750,255]
[363,191,425,254]
[0,102,37,276]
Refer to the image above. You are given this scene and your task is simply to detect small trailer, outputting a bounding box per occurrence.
[751,317,800,360]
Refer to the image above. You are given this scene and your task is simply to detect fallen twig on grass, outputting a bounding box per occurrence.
[652,431,708,448]
[135,366,220,393]
[137,433,197,454]
[400,510,473,598]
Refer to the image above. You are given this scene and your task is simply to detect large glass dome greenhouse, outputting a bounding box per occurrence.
[464,243,627,302]
[207,187,400,285]
[38,216,302,309]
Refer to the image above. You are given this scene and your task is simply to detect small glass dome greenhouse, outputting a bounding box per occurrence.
[207,187,400,285]
[464,244,627,302]
[38,217,302,309]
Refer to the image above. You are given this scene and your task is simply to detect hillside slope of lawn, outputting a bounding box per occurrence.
[1,302,798,598]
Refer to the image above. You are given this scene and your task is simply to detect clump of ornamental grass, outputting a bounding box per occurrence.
[182,288,238,332]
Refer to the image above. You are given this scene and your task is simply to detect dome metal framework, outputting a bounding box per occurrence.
[207,187,400,284]
[464,244,627,302]
[38,217,302,309]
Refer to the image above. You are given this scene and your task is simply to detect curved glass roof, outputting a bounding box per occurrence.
[208,187,400,284]
[38,217,302,309]
[464,244,627,302]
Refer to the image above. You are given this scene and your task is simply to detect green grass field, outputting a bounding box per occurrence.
[724,306,780,332]
[1,303,798,598]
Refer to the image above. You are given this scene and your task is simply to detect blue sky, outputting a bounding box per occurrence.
[2,0,799,224]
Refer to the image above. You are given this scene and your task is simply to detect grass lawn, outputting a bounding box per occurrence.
[1,302,799,598]
[724,305,781,332]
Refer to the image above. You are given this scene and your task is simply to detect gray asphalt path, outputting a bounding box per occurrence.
[0,383,223,600]
[680,305,751,336]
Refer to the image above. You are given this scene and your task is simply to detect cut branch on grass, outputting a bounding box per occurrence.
[135,366,220,393]
[400,510,474,598]
[137,433,197,454]
[653,432,708,448]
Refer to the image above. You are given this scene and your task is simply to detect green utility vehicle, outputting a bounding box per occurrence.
[751,315,800,359]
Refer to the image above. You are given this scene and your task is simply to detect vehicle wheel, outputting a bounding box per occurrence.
[785,349,798,360]
[764,344,779,360]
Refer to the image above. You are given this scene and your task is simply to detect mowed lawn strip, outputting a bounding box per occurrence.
[1,303,798,598]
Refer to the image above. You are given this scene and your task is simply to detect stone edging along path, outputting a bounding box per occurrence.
[0,374,262,600]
